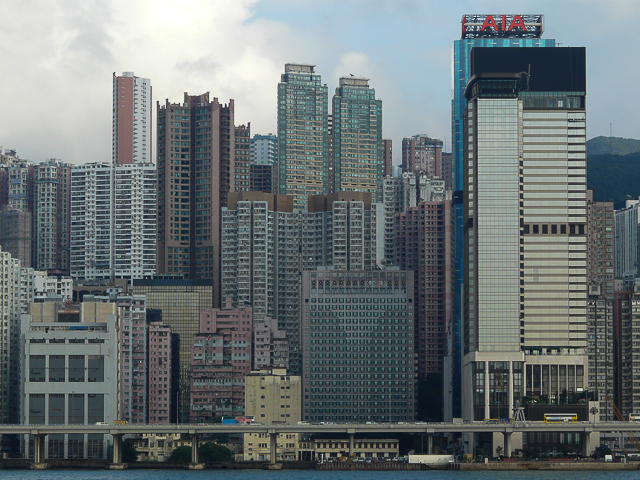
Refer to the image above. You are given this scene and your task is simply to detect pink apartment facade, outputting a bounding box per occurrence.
[190,298,252,422]
[148,320,172,424]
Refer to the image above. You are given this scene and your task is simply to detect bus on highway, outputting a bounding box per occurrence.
[543,413,577,423]
[629,413,640,422]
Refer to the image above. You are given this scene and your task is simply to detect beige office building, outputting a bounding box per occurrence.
[243,368,301,461]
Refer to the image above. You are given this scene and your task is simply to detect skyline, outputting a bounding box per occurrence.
[2,0,639,165]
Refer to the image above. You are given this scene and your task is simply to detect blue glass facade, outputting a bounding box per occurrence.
[449,37,555,418]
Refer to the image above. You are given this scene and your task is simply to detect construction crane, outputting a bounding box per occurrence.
[605,395,640,453]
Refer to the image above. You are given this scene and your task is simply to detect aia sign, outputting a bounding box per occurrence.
[461,14,543,39]
[480,15,527,32]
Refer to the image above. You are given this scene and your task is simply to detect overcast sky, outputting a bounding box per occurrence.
[2,0,638,165]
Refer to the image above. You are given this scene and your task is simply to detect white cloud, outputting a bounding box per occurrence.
[2,0,639,165]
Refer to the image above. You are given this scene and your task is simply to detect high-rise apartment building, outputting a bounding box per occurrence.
[234,124,251,192]
[462,45,588,446]
[614,198,640,279]
[156,93,235,295]
[254,316,289,370]
[190,299,252,422]
[221,192,301,372]
[382,139,393,178]
[0,154,32,269]
[377,173,449,267]
[70,162,157,281]
[301,269,416,423]
[250,134,278,194]
[32,159,72,274]
[303,192,384,272]
[148,319,172,424]
[221,191,386,374]
[251,134,278,166]
[0,209,32,268]
[440,152,453,191]
[0,155,72,275]
[401,135,443,177]
[6,160,30,211]
[33,270,73,302]
[332,77,382,194]
[85,292,149,424]
[449,14,555,420]
[0,247,33,424]
[395,201,454,387]
[277,64,328,210]
[113,72,152,165]
[584,191,616,423]
[612,283,640,430]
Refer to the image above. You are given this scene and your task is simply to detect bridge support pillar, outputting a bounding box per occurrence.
[349,433,354,456]
[582,431,592,457]
[503,432,512,458]
[189,432,204,469]
[31,434,47,468]
[111,433,124,466]
[427,433,433,455]
[270,432,278,464]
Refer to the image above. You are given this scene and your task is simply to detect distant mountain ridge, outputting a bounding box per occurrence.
[587,151,640,209]
[585,136,640,208]
[587,136,640,156]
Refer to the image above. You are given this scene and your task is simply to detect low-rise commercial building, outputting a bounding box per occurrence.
[243,368,301,461]
[20,301,120,459]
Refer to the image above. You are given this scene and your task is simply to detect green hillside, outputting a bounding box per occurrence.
[587,136,640,156]
[587,151,640,208]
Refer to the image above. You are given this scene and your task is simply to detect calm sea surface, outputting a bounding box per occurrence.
[0,471,640,480]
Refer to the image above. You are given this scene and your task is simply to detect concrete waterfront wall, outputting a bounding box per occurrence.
[459,461,640,471]
[317,462,436,470]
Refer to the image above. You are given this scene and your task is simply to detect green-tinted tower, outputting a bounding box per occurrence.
[277,64,328,210]
[332,77,382,194]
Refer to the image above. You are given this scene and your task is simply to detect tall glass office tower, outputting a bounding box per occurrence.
[462,46,588,455]
[446,15,555,420]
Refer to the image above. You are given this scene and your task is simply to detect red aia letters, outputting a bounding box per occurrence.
[481,15,527,32]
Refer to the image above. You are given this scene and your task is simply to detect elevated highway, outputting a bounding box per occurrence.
[6,421,636,467]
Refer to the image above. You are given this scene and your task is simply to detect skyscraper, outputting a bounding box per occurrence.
[277,64,328,210]
[0,154,72,274]
[32,159,72,275]
[220,192,301,372]
[234,124,251,192]
[462,47,587,448]
[70,162,157,281]
[112,72,152,165]
[301,269,415,423]
[156,93,235,297]
[395,201,454,387]
[332,77,382,194]
[449,14,555,419]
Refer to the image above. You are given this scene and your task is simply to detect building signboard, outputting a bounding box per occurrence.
[461,15,543,39]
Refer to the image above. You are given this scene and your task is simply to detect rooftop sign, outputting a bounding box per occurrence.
[461,15,543,39]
